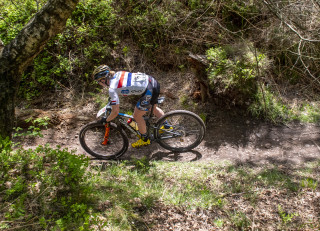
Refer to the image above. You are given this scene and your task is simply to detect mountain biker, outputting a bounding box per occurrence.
[92,65,165,148]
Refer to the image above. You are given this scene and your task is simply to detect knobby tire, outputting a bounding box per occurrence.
[79,122,128,159]
[155,110,206,152]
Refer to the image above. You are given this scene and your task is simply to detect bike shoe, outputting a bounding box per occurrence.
[132,138,150,148]
[159,125,173,134]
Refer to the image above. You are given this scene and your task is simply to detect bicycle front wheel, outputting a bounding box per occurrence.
[155,110,206,152]
[79,122,128,159]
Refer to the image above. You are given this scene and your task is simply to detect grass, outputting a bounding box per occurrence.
[2,138,319,230]
[83,159,320,230]
[250,86,320,124]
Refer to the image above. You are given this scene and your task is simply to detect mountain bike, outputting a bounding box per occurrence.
[79,97,206,160]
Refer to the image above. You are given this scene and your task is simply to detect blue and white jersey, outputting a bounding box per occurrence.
[109,71,149,105]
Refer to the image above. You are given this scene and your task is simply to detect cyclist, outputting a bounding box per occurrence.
[92,65,165,148]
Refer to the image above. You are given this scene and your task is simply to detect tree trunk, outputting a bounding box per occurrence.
[187,53,211,103]
[0,75,16,138]
[0,0,79,138]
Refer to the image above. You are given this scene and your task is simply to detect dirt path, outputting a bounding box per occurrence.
[19,109,320,166]
[16,70,320,166]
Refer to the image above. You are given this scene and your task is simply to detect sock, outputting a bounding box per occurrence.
[141,133,148,142]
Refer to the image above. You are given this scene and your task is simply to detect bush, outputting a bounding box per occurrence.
[249,86,320,123]
[0,136,95,230]
[0,0,46,44]
[249,86,293,123]
[206,43,269,106]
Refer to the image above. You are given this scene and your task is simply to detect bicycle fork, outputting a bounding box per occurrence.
[101,123,110,145]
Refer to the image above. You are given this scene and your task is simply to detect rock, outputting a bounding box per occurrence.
[265,143,272,149]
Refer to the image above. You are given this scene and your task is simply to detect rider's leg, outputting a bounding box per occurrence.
[134,105,164,134]
[153,105,172,130]
[132,107,150,148]
[133,106,147,135]
[152,104,164,119]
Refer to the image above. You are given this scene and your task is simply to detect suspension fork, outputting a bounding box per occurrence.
[101,123,110,145]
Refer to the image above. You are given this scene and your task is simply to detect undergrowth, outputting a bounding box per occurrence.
[2,0,320,125]
[1,137,320,230]
[1,113,319,230]
[250,86,320,124]
[0,136,95,230]
[88,159,320,230]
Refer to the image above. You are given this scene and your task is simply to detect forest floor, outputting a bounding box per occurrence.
[15,105,320,230]
[13,71,320,230]
[15,70,320,165]
[16,102,320,166]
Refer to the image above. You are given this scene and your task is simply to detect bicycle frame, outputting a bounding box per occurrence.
[117,113,140,137]
[117,108,180,142]
[80,97,206,159]
[97,97,159,141]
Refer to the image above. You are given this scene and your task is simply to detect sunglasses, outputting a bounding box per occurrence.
[97,77,106,84]
[95,71,110,84]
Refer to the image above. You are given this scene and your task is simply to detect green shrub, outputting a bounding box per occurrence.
[250,86,320,123]
[0,136,95,230]
[249,86,293,123]
[3,0,117,101]
[0,0,46,44]
[14,116,50,139]
[206,43,268,106]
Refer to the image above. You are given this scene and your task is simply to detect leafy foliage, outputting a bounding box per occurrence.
[1,0,320,123]
[0,0,46,44]
[1,134,320,230]
[206,43,268,106]
[14,116,50,138]
[1,0,222,101]
[249,86,320,123]
[0,136,95,230]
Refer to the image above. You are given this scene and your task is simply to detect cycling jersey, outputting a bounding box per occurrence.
[109,71,160,111]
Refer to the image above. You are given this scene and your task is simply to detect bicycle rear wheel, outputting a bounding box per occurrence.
[79,122,128,159]
[155,110,206,152]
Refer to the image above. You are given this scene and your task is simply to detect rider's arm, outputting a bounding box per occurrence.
[107,87,120,122]
[106,104,120,122]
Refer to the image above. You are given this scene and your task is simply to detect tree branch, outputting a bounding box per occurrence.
[298,40,320,88]
[0,0,79,78]
[263,0,320,43]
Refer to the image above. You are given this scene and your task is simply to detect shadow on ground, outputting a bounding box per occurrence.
[17,108,320,166]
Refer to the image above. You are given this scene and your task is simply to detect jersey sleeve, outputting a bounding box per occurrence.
[109,88,120,105]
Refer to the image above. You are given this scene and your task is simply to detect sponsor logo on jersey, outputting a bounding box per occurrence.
[133,74,147,83]
[121,89,130,95]
[131,89,143,93]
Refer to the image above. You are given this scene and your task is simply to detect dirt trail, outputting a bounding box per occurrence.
[16,71,320,166]
[18,108,320,166]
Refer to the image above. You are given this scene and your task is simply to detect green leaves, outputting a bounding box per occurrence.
[14,116,50,138]
[0,136,94,230]
[206,44,266,105]
[0,0,46,44]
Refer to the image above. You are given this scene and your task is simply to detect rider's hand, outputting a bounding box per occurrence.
[100,117,107,124]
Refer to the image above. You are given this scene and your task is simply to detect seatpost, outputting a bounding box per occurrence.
[144,103,155,140]
[149,104,155,117]
[144,104,154,123]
